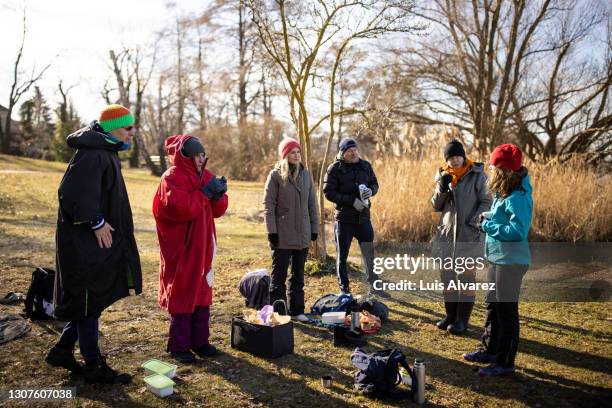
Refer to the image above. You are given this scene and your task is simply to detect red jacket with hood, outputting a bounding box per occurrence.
[153,134,228,314]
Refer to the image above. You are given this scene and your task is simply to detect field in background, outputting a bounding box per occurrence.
[0,154,611,407]
[371,145,612,243]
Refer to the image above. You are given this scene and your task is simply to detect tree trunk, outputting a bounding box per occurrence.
[2,106,14,154]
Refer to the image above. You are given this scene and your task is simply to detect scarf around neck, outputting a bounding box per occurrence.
[444,158,473,186]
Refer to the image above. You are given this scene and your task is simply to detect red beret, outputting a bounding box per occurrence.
[490,144,523,172]
[278,138,301,159]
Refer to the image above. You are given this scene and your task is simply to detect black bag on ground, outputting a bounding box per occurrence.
[310,293,354,315]
[360,299,389,323]
[334,326,367,347]
[24,267,56,320]
[238,270,270,309]
[351,348,417,399]
[231,300,293,358]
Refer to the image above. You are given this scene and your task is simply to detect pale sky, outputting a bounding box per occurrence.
[0,0,207,120]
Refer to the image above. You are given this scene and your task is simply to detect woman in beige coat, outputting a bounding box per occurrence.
[263,138,319,322]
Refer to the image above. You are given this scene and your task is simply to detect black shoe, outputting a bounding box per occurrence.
[83,355,131,384]
[447,301,474,335]
[436,301,458,330]
[170,350,196,363]
[45,345,83,374]
[192,344,218,358]
[333,326,367,347]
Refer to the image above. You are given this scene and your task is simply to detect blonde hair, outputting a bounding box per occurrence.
[489,166,528,198]
[279,158,300,184]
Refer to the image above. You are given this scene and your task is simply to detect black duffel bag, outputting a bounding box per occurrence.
[231,300,293,358]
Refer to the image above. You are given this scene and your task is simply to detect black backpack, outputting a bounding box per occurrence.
[351,348,417,399]
[24,267,56,320]
[359,299,389,323]
[310,293,354,315]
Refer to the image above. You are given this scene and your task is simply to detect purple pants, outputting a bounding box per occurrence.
[167,306,210,352]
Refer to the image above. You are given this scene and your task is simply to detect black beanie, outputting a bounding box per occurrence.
[444,139,466,160]
[339,138,358,154]
[181,137,205,158]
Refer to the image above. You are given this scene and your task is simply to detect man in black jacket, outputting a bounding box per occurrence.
[323,138,379,294]
[45,104,142,384]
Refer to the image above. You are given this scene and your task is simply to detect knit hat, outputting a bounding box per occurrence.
[444,139,466,160]
[339,138,357,154]
[278,137,301,159]
[98,104,134,133]
[181,137,206,158]
[490,144,523,172]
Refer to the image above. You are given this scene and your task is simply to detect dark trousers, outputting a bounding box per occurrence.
[440,268,477,302]
[167,306,210,353]
[270,248,308,316]
[481,263,528,368]
[334,220,374,293]
[57,314,101,363]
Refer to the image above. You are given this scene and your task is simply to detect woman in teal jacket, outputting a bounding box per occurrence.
[462,144,533,377]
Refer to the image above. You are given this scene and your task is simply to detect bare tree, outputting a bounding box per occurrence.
[249,0,422,257]
[105,45,157,171]
[395,0,610,162]
[3,8,54,154]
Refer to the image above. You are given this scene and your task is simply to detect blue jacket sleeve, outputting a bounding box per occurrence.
[482,194,532,241]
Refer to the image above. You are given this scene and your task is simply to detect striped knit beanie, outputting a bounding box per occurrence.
[98,104,134,133]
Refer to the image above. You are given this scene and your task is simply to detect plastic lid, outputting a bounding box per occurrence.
[144,373,175,389]
[142,359,176,375]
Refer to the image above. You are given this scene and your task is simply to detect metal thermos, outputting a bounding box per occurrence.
[358,184,370,207]
[350,311,360,330]
[413,358,426,404]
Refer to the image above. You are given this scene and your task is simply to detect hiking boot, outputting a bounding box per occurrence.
[447,301,474,335]
[83,355,131,384]
[45,345,83,374]
[192,344,218,358]
[478,364,515,377]
[170,350,196,363]
[436,301,458,330]
[463,349,496,364]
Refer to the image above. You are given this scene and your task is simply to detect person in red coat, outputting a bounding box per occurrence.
[152,134,228,363]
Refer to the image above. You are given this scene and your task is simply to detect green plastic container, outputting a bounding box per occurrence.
[144,373,175,398]
[141,359,177,379]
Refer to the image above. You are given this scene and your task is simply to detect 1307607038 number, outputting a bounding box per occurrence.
[1,388,76,401]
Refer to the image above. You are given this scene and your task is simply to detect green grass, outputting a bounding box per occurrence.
[0,154,610,407]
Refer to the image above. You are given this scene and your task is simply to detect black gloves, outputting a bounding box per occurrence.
[475,214,484,232]
[311,233,318,242]
[439,172,453,193]
[268,233,279,248]
[202,176,227,200]
[476,212,491,232]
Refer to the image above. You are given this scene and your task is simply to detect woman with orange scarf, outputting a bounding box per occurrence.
[431,140,492,335]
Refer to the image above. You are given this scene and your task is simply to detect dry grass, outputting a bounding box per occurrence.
[0,154,611,408]
[371,146,612,243]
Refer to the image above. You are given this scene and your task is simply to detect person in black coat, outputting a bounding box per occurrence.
[323,138,379,294]
[45,104,142,384]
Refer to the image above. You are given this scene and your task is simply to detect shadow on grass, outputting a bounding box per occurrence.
[192,349,361,407]
[520,313,612,342]
[60,374,155,408]
[363,334,611,406]
[391,297,612,376]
